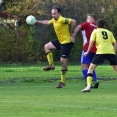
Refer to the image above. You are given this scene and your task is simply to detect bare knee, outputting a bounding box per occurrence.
[60,59,64,66]
[88,64,97,73]
[81,64,90,70]
[44,43,52,53]
[44,43,49,50]
[60,59,67,70]
[44,42,56,53]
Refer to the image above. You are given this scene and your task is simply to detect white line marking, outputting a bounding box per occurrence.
[47,104,117,111]
[1,101,117,111]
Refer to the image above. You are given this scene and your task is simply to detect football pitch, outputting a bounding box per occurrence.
[0,64,117,80]
[0,80,117,117]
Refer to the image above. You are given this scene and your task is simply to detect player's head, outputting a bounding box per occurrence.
[51,6,61,20]
[96,18,105,28]
[86,14,96,22]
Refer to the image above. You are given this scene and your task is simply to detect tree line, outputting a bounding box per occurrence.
[0,0,117,63]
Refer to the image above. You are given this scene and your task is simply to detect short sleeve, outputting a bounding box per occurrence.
[49,19,53,24]
[60,17,71,24]
[111,33,116,43]
[90,30,96,41]
[80,22,89,30]
[64,18,71,24]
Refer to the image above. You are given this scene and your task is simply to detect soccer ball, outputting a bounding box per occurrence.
[26,15,36,25]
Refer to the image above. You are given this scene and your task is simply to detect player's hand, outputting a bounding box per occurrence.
[84,52,89,57]
[71,36,75,43]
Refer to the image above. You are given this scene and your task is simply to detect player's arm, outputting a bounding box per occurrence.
[111,33,117,54]
[70,19,76,43]
[72,25,82,38]
[113,42,117,54]
[84,30,95,56]
[70,19,76,35]
[36,20,50,25]
[84,40,95,56]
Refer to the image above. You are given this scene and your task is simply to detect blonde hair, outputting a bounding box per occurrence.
[87,14,96,20]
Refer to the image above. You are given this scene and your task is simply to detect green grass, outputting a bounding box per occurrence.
[0,80,117,117]
[0,64,116,116]
[0,64,116,82]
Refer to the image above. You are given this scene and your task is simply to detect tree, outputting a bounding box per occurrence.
[0,0,6,10]
[0,0,117,63]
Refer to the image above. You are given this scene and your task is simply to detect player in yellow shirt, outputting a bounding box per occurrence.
[81,18,117,92]
[36,6,76,88]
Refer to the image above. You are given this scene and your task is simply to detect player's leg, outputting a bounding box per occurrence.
[108,54,117,74]
[81,54,105,92]
[56,58,67,88]
[81,63,97,92]
[87,64,97,87]
[60,58,67,83]
[90,52,99,88]
[112,65,117,73]
[81,51,99,87]
[56,42,74,88]
[43,40,60,71]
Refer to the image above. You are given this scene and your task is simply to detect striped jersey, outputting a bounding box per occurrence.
[80,22,97,53]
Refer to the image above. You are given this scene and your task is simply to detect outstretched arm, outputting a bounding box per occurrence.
[36,20,50,25]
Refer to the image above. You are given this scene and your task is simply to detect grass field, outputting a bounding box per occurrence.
[0,64,117,117]
[0,64,117,82]
[0,80,117,117]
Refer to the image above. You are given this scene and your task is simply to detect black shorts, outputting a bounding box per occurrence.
[92,54,117,65]
[51,39,74,58]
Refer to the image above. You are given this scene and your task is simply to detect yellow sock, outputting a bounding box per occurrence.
[47,52,54,66]
[60,70,67,83]
[87,76,93,86]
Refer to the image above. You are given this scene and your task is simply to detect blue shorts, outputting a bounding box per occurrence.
[81,51,95,64]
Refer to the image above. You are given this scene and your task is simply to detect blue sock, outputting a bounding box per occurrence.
[93,71,98,82]
[82,69,98,82]
[82,69,88,80]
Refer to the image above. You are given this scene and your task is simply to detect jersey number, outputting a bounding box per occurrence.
[102,31,108,40]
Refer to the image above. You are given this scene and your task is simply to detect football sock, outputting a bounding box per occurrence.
[60,70,67,83]
[83,69,98,82]
[87,73,93,87]
[82,69,88,80]
[93,70,98,82]
[46,52,54,66]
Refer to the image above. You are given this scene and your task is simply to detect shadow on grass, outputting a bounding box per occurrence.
[0,77,117,84]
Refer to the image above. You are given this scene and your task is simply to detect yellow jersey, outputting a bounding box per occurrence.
[90,28,116,54]
[49,15,72,44]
